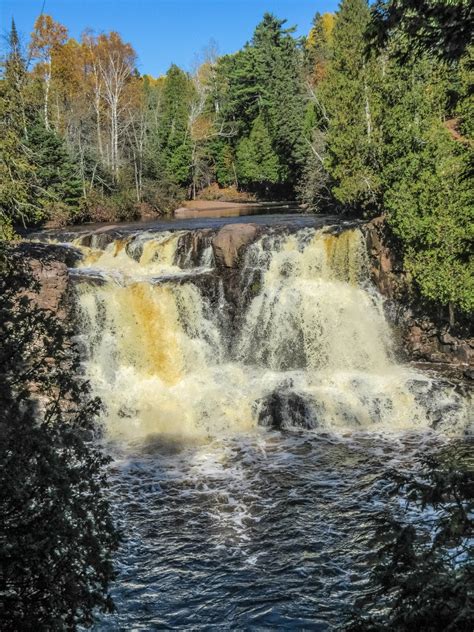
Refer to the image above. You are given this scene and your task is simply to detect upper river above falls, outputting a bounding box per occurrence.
[31,210,472,629]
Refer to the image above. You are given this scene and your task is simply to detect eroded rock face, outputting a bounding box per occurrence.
[13,242,80,318]
[212,223,259,268]
[363,217,473,369]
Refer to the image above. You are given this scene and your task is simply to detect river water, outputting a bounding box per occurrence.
[62,213,471,629]
[97,430,450,630]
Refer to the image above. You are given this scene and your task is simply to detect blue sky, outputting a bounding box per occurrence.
[1,0,339,76]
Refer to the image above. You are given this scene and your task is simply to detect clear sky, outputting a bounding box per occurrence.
[1,0,339,76]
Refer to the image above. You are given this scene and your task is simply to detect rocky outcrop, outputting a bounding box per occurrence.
[254,385,320,430]
[363,217,473,369]
[13,242,81,318]
[212,223,260,268]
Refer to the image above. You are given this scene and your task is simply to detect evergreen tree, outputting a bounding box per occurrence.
[381,50,473,314]
[211,138,236,188]
[252,14,308,185]
[28,123,83,219]
[0,20,38,237]
[218,14,308,194]
[322,0,382,213]
[236,115,281,191]
[370,0,474,62]
[455,44,474,138]
[152,65,194,187]
[0,244,119,628]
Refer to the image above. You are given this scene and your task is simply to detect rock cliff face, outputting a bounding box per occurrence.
[363,217,473,369]
[12,242,80,318]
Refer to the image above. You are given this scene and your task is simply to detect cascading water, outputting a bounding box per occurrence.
[68,220,470,629]
[74,225,469,439]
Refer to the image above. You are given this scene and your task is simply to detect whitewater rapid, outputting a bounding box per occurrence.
[73,224,470,441]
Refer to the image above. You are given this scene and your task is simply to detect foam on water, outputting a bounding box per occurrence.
[74,224,471,441]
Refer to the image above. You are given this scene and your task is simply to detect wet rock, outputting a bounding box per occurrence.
[464,368,474,381]
[175,229,215,268]
[255,388,319,430]
[78,231,120,250]
[407,376,472,434]
[212,223,259,268]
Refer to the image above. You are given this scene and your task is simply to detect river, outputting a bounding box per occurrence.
[57,212,471,629]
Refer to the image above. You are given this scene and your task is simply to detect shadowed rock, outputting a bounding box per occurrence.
[255,388,319,430]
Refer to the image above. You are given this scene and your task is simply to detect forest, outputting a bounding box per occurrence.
[0,0,472,309]
[1,2,473,630]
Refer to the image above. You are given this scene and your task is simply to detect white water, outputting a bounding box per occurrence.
[75,226,470,441]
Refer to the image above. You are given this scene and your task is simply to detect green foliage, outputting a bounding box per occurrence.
[0,20,39,233]
[303,0,473,311]
[346,444,473,631]
[216,13,308,194]
[0,243,119,628]
[152,64,194,186]
[321,0,383,213]
[456,44,474,138]
[369,0,474,62]
[236,115,281,190]
[381,49,473,313]
[253,14,308,178]
[28,123,83,218]
[385,131,473,312]
[211,139,236,188]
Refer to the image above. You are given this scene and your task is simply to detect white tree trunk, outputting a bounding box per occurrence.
[44,63,51,130]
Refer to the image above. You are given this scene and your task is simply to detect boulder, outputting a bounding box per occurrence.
[212,223,259,268]
[255,388,319,430]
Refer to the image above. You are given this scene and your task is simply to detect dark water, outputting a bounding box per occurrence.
[26,210,359,243]
[94,429,445,630]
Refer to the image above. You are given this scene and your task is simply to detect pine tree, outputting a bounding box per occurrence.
[370,0,474,62]
[28,123,83,219]
[236,115,281,192]
[153,65,194,187]
[381,49,473,314]
[210,138,235,188]
[0,20,38,237]
[252,14,308,185]
[217,14,308,194]
[321,0,382,213]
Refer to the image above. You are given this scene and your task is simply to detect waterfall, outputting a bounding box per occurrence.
[74,225,470,441]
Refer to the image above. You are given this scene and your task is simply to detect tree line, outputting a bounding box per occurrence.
[1,0,472,313]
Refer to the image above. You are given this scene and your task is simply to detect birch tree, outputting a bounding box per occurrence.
[29,15,67,130]
[95,32,136,180]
